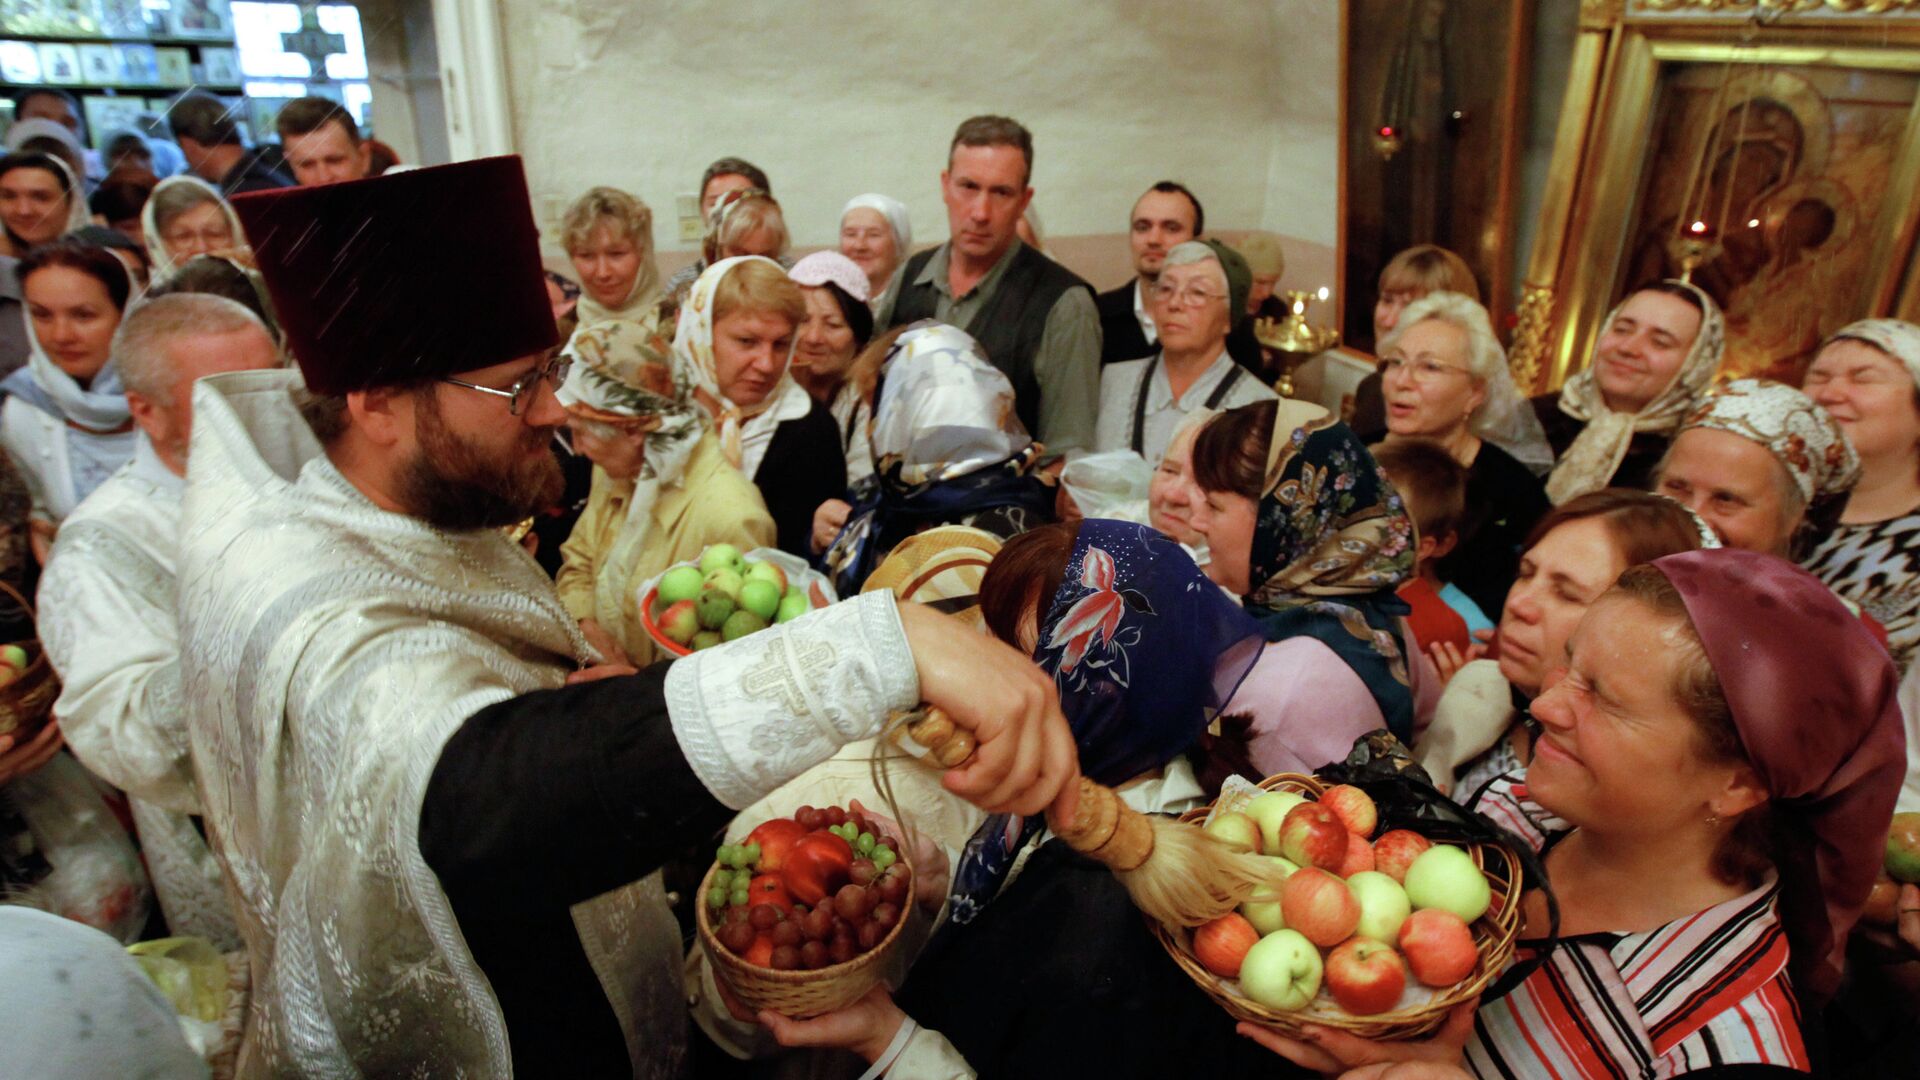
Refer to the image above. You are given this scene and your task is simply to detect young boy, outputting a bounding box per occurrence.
[1369,439,1494,653]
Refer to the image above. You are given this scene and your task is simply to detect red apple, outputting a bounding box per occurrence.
[1338,837,1375,878]
[1398,908,1478,987]
[781,830,854,906]
[1325,936,1408,1015]
[1280,867,1361,947]
[1320,785,1378,837]
[1862,876,1900,926]
[1373,829,1433,884]
[1191,912,1260,978]
[657,598,700,645]
[1279,803,1350,872]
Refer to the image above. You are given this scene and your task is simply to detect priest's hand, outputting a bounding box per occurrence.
[896,600,1079,822]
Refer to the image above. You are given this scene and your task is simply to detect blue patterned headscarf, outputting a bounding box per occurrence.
[1241,406,1419,738]
[944,520,1265,924]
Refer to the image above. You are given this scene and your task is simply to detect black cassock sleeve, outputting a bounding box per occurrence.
[418,667,736,1075]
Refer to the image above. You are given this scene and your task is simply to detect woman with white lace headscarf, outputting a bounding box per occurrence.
[1377,290,1553,617]
[1533,279,1726,504]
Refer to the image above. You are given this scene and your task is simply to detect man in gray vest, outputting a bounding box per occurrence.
[884,115,1100,456]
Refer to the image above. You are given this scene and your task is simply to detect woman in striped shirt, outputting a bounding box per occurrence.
[1242,550,1905,1077]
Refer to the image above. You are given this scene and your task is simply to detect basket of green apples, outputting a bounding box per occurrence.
[640,545,837,656]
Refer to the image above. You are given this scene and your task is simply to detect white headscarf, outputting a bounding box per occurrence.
[139,175,245,284]
[869,321,1031,483]
[1824,318,1920,388]
[1,149,89,244]
[1545,279,1726,504]
[671,255,811,477]
[840,193,912,257]
[16,247,135,431]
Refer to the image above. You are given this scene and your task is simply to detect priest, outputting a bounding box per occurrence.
[178,157,1077,1078]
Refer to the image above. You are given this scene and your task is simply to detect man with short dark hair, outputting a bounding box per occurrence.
[274,96,371,186]
[1097,180,1202,365]
[883,115,1101,455]
[699,155,770,216]
[165,92,291,195]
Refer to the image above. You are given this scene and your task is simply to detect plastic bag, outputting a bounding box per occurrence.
[2,752,152,942]
[1060,451,1152,524]
[635,546,839,613]
[129,936,246,1066]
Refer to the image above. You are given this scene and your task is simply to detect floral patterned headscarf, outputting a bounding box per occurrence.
[1237,401,1420,738]
[945,520,1265,924]
[1678,378,1860,504]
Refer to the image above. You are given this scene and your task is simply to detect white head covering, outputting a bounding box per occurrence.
[1385,291,1555,474]
[1,148,90,242]
[1545,279,1726,504]
[870,321,1031,483]
[3,118,86,176]
[1824,318,1920,387]
[16,246,135,431]
[671,254,811,476]
[139,175,245,284]
[840,194,912,256]
[788,250,871,302]
[1678,378,1861,504]
[1061,450,1152,524]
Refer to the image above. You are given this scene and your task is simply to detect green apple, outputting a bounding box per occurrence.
[703,568,744,602]
[739,579,781,620]
[699,544,743,575]
[1204,811,1261,854]
[1238,929,1322,1010]
[743,559,788,594]
[1347,871,1411,943]
[691,630,722,651]
[1888,813,1920,884]
[721,610,769,642]
[696,590,736,631]
[0,644,26,669]
[775,591,811,624]
[1240,856,1299,935]
[1403,845,1491,922]
[657,565,704,606]
[1244,790,1308,855]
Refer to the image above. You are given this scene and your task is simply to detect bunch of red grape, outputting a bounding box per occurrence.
[710,803,912,971]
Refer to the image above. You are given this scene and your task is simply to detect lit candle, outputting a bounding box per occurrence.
[1316,286,1329,302]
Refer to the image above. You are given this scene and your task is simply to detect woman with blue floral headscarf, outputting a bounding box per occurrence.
[1186,399,1441,786]
[821,321,1055,594]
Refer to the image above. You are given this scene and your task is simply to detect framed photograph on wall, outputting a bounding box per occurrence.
[201,45,237,86]
[82,94,146,147]
[0,38,41,83]
[154,46,190,87]
[114,41,156,84]
[165,0,230,40]
[78,42,116,84]
[36,41,80,84]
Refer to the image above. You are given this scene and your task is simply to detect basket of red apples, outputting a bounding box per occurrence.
[1153,773,1524,1040]
[696,803,914,1019]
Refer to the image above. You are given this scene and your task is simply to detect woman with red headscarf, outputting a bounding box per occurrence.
[1243,548,1905,1077]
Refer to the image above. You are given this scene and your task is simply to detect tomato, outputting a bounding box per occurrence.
[744,933,775,967]
[781,830,854,906]
[746,818,807,873]
[748,874,792,912]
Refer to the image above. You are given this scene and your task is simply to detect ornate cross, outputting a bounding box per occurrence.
[281,3,346,86]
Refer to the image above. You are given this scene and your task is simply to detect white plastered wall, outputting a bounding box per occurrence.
[480,0,1341,299]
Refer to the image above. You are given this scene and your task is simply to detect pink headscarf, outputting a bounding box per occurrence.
[1653,548,1906,998]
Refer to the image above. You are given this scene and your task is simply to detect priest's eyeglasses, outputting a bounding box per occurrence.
[441,355,572,416]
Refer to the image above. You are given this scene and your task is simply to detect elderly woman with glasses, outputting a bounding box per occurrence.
[1377,291,1552,619]
[1093,240,1276,466]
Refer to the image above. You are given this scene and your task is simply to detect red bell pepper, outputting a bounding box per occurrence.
[745,818,807,873]
[780,830,854,906]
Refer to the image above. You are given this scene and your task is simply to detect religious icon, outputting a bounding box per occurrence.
[0,38,42,83]
[201,45,238,86]
[91,0,148,37]
[82,94,146,147]
[165,0,230,40]
[1,0,95,35]
[113,41,157,84]
[36,42,80,85]
[78,42,116,84]
[154,46,190,87]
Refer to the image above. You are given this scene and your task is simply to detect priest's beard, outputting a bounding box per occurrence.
[395,388,564,531]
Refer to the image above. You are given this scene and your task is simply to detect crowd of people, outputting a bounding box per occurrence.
[0,98,1915,1079]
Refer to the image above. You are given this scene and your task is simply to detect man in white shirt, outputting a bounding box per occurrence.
[1095,181,1202,365]
[38,293,282,948]
[1095,239,1278,464]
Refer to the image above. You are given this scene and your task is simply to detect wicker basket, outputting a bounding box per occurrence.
[696,861,913,1019]
[1152,772,1525,1040]
[0,580,59,739]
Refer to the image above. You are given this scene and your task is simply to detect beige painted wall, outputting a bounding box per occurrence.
[498,0,1340,301]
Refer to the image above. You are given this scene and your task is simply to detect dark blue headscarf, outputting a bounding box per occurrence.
[1240,407,1418,739]
[944,520,1265,924]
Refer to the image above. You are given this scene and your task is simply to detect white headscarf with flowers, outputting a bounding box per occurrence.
[671,255,812,477]
[1678,378,1861,504]
[1824,318,1920,388]
[868,321,1032,484]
